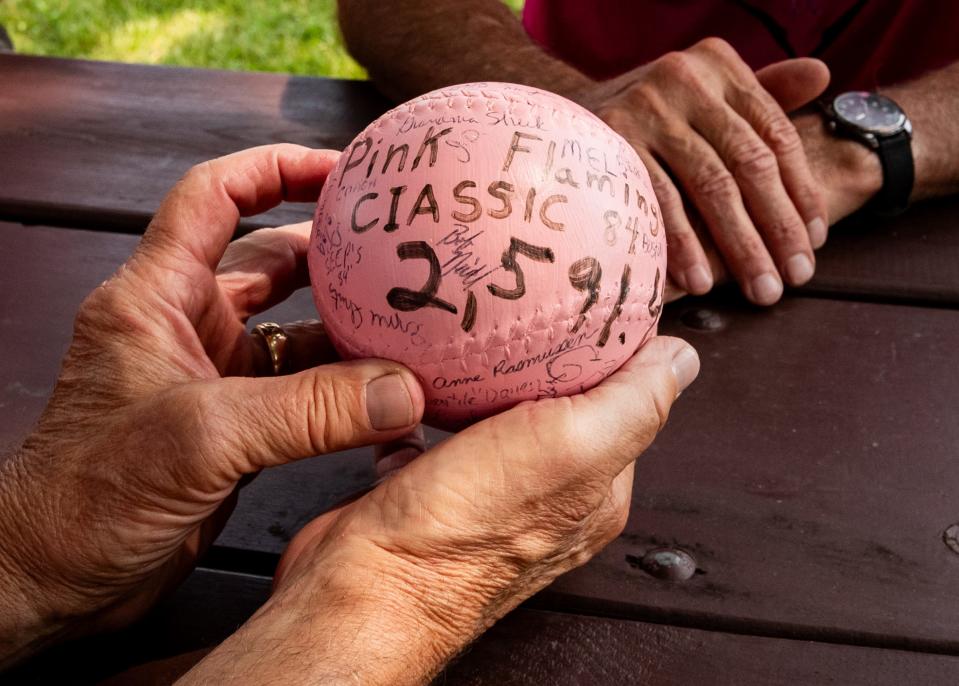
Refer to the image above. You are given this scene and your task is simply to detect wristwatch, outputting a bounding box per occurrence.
[821,91,914,215]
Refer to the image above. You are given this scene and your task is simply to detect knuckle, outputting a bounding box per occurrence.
[728,138,778,179]
[648,171,679,207]
[695,36,734,57]
[691,162,737,201]
[622,82,660,111]
[694,37,749,74]
[659,121,694,154]
[758,113,803,155]
[655,51,696,81]
[301,372,362,455]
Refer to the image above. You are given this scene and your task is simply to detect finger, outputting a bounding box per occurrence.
[249,319,341,377]
[217,221,313,320]
[691,42,828,254]
[652,124,784,305]
[690,102,816,287]
[575,336,699,479]
[755,58,830,112]
[687,207,730,287]
[639,152,714,296]
[143,145,338,271]
[744,60,831,248]
[374,425,427,478]
[664,277,686,303]
[181,359,425,475]
[452,336,700,487]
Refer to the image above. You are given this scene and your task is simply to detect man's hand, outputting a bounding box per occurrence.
[341,3,840,306]
[179,336,701,686]
[576,40,830,305]
[0,145,425,667]
[792,112,883,226]
[794,61,959,227]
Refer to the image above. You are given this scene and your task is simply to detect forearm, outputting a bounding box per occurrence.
[177,544,488,686]
[885,61,959,201]
[338,0,591,101]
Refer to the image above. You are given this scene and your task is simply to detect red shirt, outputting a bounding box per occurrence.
[522,0,957,91]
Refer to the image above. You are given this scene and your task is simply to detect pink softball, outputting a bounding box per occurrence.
[309,82,666,429]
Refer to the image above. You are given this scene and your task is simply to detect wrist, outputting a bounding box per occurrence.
[835,136,884,209]
[184,539,498,686]
[511,47,594,103]
[299,539,498,680]
[795,111,883,224]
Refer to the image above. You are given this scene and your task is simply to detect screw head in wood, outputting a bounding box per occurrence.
[638,547,698,581]
[943,524,959,555]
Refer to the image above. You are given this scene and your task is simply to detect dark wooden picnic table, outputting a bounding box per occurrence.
[2,53,959,684]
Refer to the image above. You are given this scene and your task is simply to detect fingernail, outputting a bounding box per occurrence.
[807,217,827,249]
[750,273,783,306]
[671,344,700,395]
[784,253,814,286]
[375,447,422,478]
[684,265,713,294]
[366,373,414,430]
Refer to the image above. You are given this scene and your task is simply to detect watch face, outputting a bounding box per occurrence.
[833,91,906,135]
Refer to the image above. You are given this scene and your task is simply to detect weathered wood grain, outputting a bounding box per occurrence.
[809,195,959,306]
[3,222,958,653]
[8,569,959,685]
[1,54,958,304]
[0,54,388,232]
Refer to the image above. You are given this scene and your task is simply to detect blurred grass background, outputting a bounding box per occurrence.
[0,0,524,77]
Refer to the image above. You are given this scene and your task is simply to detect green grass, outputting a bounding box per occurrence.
[0,0,525,78]
[0,0,366,77]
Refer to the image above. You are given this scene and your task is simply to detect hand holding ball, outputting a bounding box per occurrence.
[309,83,666,429]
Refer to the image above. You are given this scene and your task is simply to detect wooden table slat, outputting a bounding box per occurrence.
[8,568,959,685]
[3,221,959,655]
[0,54,389,233]
[809,196,959,306]
[1,54,958,305]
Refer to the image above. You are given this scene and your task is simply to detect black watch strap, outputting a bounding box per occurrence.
[872,131,914,215]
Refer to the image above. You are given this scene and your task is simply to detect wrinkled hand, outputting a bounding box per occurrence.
[181,337,700,685]
[662,110,886,301]
[577,38,830,305]
[0,145,425,664]
[793,111,884,225]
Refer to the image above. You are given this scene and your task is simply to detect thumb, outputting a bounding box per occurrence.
[572,335,700,479]
[188,359,425,474]
[756,58,830,112]
[432,335,700,493]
